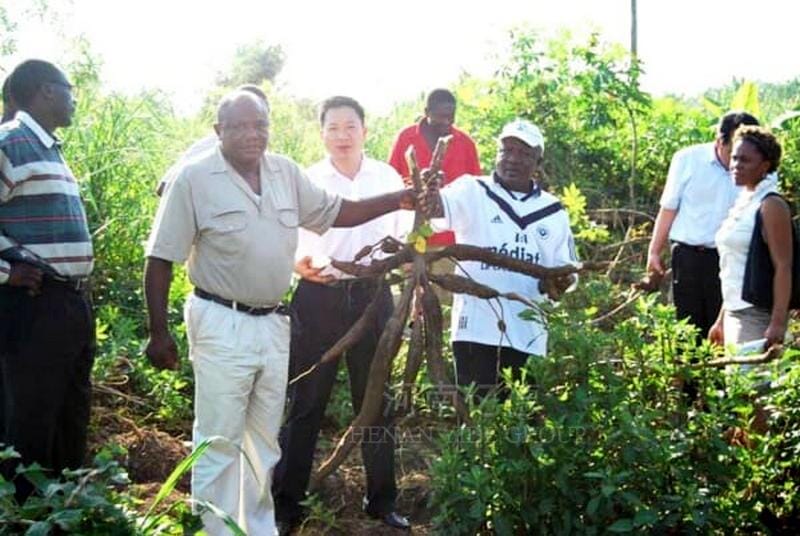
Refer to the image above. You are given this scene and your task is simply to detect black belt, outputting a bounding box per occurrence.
[325,278,379,290]
[673,241,717,253]
[194,287,286,316]
[44,274,90,293]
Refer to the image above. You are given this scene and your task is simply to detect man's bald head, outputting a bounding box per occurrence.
[236,84,269,108]
[216,90,268,124]
[214,91,270,169]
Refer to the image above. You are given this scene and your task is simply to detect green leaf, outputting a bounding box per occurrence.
[140,437,216,530]
[633,509,657,527]
[469,500,486,519]
[493,515,514,536]
[26,522,53,536]
[0,445,21,462]
[51,509,82,530]
[607,518,634,532]
[192,499,247,536]
[417,222,434,238]
[771,110,800,129]
[586,496,601,516]
[0,480,15,498]
[15,463,49,491]
[730,80,760,117]
[701,96,723,117]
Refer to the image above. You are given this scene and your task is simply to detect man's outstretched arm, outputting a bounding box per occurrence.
[332,190,414,227]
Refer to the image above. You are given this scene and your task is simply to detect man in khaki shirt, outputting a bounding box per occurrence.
[144,91,414,536]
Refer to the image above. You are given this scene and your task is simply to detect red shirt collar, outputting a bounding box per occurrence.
[415,117,455,138]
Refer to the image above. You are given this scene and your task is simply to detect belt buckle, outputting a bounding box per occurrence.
[49,274,86,292]
[232,300,257,314]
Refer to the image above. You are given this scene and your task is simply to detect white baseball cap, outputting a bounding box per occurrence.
[498,118,545,153]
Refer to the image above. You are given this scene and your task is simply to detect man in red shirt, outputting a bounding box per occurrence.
[388,88,481,248]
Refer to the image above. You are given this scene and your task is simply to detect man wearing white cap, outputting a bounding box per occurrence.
[428,118,578,398]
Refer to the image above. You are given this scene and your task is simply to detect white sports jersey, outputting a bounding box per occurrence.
[433,174,578,355]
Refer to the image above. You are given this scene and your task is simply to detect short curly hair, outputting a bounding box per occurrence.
[733,125,782,174]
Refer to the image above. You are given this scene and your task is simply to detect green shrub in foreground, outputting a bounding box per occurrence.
[0,439,241,535]
[430,295,799,534]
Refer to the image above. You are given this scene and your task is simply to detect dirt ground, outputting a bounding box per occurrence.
[294,414,444,535]
[88,394,447,535]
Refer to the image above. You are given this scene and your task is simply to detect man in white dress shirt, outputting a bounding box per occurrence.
[272,96,411,532]
[646,112,760,338]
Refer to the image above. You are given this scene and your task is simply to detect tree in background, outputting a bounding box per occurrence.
[0,4,16,60]
[216,40,286,87]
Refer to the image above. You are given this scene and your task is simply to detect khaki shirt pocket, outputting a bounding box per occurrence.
[277,207,299,228]
[267,177,300,228]
[203,209,249,255]
[271,192,299,228]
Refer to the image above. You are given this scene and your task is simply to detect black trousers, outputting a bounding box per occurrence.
[671,243,722,339]
[273,279,397,522]
[0,281,95,501]
[453,341,529,400]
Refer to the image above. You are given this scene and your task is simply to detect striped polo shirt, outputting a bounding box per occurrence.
[0,111,93,283]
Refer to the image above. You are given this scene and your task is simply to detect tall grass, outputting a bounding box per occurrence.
[61,88,197,423]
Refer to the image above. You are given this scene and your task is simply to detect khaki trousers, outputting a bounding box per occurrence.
[186,294,290,536]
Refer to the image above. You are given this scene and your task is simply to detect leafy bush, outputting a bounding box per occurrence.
[1,445,137,535]
[740,362,800,531]
[429,290,800,534]
[0,440,239,535]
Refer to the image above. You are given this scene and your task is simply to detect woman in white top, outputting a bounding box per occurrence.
[709,126,792,348]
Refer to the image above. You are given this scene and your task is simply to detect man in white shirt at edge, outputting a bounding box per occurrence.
[425,118,578,400]
[272,96,412,533]
[646,111,760,339]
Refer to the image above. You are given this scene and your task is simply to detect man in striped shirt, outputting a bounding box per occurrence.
[0,59,94,501]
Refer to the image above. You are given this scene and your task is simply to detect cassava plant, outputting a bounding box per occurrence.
[293,136,605,487]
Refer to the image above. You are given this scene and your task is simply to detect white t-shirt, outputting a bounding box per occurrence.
[296,155,412,279]
[433,174,578,355]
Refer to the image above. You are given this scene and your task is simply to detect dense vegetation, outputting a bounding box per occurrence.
[1,26,799,534]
